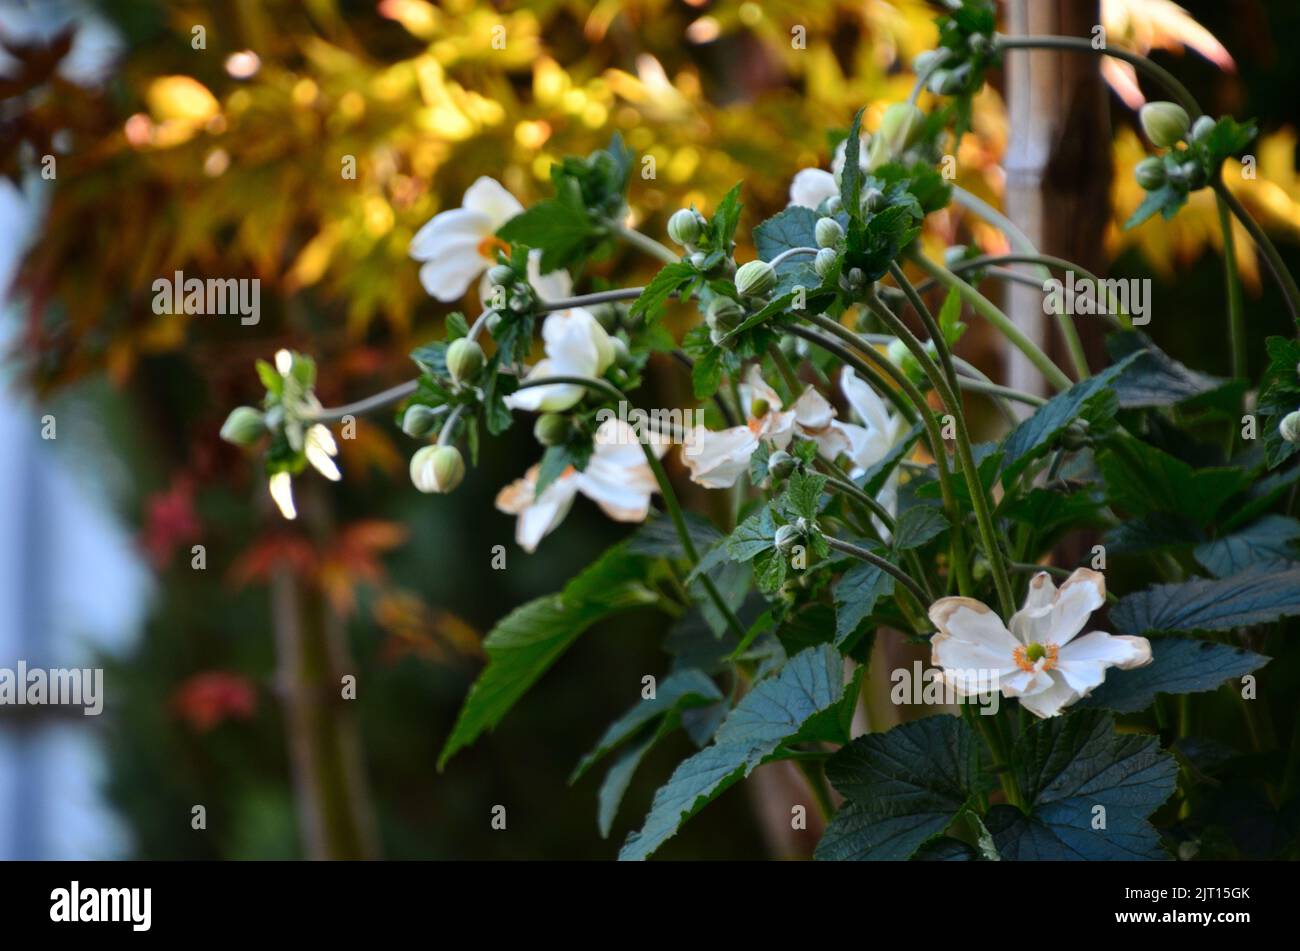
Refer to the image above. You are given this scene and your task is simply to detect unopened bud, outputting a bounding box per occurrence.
[1280,410,1300,445]
[706,295,746,334]
[1134,156,1166,190]
[410,444,465,494]
[445,338,484,383]
[1140,101,1190,148]
[667,208,704,247]
[815,217,845,249]
[735,260,777,297]
[1189,115,1216,144]
[486,264,515,289]
[768,449,797,480]
[533,413,571,447]
[878,102,925,156]
[814,247,838,278]
[401,404,441,438]
[774,523,802,554]
[220,406,266,446]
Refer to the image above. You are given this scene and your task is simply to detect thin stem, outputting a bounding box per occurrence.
[613,223,680,265]
[539,287,645,311]
[1214,180,1300,323]
[824,535,931,609]
[912,254,1073,392]
[948,187,1090,378]
[767,342,803,396]
[306,380,419,422]
[950,375,1046,407]
[769,246,820,269]
[436,405,467,447]
[1216,190,1248,380]
[639,440,748,641]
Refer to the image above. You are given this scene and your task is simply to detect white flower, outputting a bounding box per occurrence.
[268,471,297,520]
[495,419,666,552]
[479,250,572,305]
[787,138,868,209]
[503,308,616,413]
[928,569,1153,719]
[304,424,341,482]
[832,367,905,535]
[681,365,847,489]
[409,176,523,302]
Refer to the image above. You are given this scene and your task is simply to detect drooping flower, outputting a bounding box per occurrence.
[831,366,906,534]
[409,176,523,302]
[261,349,341,521]
[495,419,666,552]
[503,308,617,413]
[928,569,1153,718]
[682,365,846,489]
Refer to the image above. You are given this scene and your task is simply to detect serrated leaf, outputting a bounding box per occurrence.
[832,555,895,645]
[839,108,865,219]
[1099,438,1249,523]
[987,710,1176,860]
[726,503,776,562]
[892,503,948,551]
[438,544,655,769]
[782,469,827,521]
[754,205,819,269]
[1193,515,1300,577]
[1079,637,1270,714]
[619,644,850,860]
[816,715,977,860]
[497,197,595,273]
[628,261,695,323]
[1106,332,1226,405]
[1110,567,1300,635]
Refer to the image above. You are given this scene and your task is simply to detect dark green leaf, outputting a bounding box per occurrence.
[892,503,948,551]
[833,555,895,645]
[1111,567,1300,635]
[1079,637,1270,714]
[1193,515,1300,577]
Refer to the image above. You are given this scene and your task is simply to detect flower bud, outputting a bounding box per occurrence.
[409,444,465,494]
[220,406,266,446]
[887,338,921,382]
[774,523,802,554]
[705,295,746,333]
[768,449,797,480]
[824,194,842,215]
[1134,156,1166,190]
[735,260,777,297]
[486,264,515,289]
[749,397,771,419]
[878,103,925,156]
[533,413,571,447]
[667,208,704,247]
[814,247,838,278]
[815,216,844,249]
[1061,417,1092,451]
[401,404,441,438]
[1181,160,1206,190]
[1189,115,1216,144]
[445,338,485,383]
[610,336,633,367]
[1280,410,1300,445]
[862,187,885,213]
[1139,101,1190,148]
[689,251,709,268]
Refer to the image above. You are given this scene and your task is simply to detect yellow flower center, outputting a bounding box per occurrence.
[1013,641,1058,672]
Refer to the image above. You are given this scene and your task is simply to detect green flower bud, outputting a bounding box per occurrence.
[735,259,777,297]
[401,404,441,438]
[1139,101,1190,148]
[409,444,465,494]
[774,523,802,554]
[768,449,797,480]
[1189,115,1216,144]
[1060,417,1092,450]
[705,295,746,333]
[445,338,485,383]
[814,247,838,278]
[879,102,925,156]
[486,264,515,289]
[1181,160,1206,190]
[1134,156,1166,190]
[667,208,704,247]
[749,396,771,419]
[967,32,991,56]
[220,406,266,446]
[815,216,844,249]
[824,194,842,215]
[1280,410,1300,445]
[689,251,709,269]
[862,187,884,213]
[887,338,922,382]
[610,336,633,367]
[533,413,571,447]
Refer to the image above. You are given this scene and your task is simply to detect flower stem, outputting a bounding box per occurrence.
[613,223,680,265]
[911,253,1073,392]
[823,534,932,611]
[1216,190,1248,380]
[1213,180,1300,323]
[306,380,419,422]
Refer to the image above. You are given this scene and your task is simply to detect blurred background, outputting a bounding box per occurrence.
[0,0,1297,860]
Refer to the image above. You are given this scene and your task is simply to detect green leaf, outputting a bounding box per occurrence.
[839,108,865,219]
[754,206,819,271]
[1107,332,1226,405]
[726,503,777,562]
[986,710,1176,860]
[1258,336,1300,468]
[816,715,977,861]
[438,544,656,769]
[1099,438,1249,523]
[782,469,826,522]
[1110,567,1300,635]
[572,669,722,783]
[628,261,695,324]
[707,182,744,250]
[619,644,852,860]
[1124,184,1184,230]
[832,555,895,646]
[998,353,1138,482]
[1079,637,1270,714]
[892,503,948,551]
[1193,515,1300,577]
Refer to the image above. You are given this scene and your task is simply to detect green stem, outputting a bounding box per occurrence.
[824,535,932,611]
[1214,180,1300,323]
[613,223,680,265]
[947,188,1090,379]
[1216,190,1248,380]
[912,254,1073,392]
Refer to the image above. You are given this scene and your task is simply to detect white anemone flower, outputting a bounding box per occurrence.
[409,177,523,302]
[832,367,906,534]
[503,309,617,413]
[682,365,847,489]
[495,419,667,552]
[928,569,1153,719]
[787,137,868,209]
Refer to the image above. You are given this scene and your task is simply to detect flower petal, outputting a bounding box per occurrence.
[681,425,758,489]
[461,176,524,229]
[1009,571,1057,644]
[1055,631,1153,695]
[1048,567,1107,648]
[503,359,584,412]
[419,245,489,302]
[409,207,491,259]
[1017,670,1079,718]
[495,465,578,553]
[929,597,1022,674]
[527,249,573,301]
[788,168,838,209]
